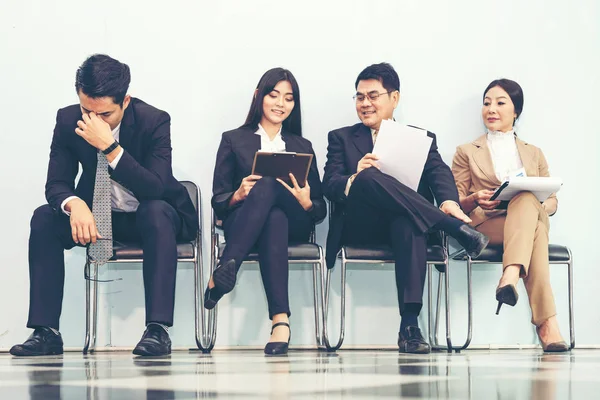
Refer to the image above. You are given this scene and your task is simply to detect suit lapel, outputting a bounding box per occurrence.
[471,134,501,185]
[515,136,537,177]
[352,124,373,156]
[118,105,135,151]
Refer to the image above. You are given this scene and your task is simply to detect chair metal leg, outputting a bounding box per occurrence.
[83,261,98,355]
[205,239,219,352]
[428,264,434,346]
[444,260,452,352]
[432,258,473,353]
[91,262,98,353]
[312,247,326,348]
[322,251,346,351]
[194,238,213,352]
[433,271,443,347]
[567,250,575,349]
[84,260,92,355]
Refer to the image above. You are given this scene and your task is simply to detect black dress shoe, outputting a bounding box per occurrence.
[454,224,489,258]
[204,259,237,310]
[398,326,431,354]
[10,327,64,356]
[133,325,171,356]
[264,322,291,356]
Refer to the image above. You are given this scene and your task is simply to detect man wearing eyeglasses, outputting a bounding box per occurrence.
[323,62,488,353]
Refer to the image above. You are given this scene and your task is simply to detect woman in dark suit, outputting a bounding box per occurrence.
[206,68,327,355]
[452,79,567,352]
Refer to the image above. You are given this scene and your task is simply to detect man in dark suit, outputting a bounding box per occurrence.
[323,62,488,353]
[10,54,198,357]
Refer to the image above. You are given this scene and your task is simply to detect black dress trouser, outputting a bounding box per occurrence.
[221,177,312,319]
[27,200,185,329]
[342,167,447,315]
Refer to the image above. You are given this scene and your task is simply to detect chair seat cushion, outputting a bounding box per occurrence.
[453,244,571,263]
[218,243,322,262]
[110,242,196,260]
[341,244,447,272]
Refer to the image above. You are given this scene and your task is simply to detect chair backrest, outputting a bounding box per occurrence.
[180,180,200,212]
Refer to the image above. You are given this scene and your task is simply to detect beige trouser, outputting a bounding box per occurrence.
[475,192,556,326]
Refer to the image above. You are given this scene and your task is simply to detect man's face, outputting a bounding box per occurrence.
[355,79,399,130]
[78,91,130,130]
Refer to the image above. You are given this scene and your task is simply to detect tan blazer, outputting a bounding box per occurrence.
[452,134,558,227]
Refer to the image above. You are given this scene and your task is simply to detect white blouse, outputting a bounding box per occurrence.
[256,124,286,152]
[486,130,526,182]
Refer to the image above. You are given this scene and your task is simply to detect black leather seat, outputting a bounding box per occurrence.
[218,243,322,261]
[453,244,571,263]
[112,242,195,260]
[342,244,447,271]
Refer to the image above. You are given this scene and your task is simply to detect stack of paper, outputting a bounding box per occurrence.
[372,119,432,191]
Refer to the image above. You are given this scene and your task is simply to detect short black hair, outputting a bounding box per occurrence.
[242,67,303,136]
[355,62,400,93]
[75,54,131,106]
[483,79,524,119]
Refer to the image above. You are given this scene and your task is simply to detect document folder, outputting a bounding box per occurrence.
[251,151,313,187]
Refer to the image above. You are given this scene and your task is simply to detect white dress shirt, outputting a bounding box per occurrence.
[486,130,526,182]
[61,123,140,214]
[256,123,286,152]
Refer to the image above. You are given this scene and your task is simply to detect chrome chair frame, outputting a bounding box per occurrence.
[437,245,575,352]
[321,201,452,352]
[83,181,207,354]
[202,209,326,352]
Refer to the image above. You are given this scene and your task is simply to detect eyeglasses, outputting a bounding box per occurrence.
[353,91,395,103]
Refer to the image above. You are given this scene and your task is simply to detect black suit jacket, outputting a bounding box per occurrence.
[322,122,459,267]
[45,97,199,240]
[212,126,327,224]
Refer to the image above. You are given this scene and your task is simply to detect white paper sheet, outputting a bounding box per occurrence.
[371,120,433,191]
[492,176,563,201]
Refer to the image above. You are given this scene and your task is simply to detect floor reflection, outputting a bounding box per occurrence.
[0,349,589,399]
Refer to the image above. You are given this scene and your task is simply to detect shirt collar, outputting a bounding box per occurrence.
[112,123,122,140]
[256,123,282,140]
[487,129,515,141]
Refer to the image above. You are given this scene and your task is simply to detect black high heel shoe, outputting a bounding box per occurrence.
[495,284,519,314]
[204,259,237,310]
[264,322,291,356]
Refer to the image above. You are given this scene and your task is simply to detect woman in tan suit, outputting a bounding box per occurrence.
[452,79,568,352]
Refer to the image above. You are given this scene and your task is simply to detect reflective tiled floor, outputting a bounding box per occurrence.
[0,349,598,399]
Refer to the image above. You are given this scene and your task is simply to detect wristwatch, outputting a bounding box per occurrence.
[102,140,119,155]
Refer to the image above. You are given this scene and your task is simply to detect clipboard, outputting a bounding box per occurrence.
[251,151,313,187]
[490,177,563,202]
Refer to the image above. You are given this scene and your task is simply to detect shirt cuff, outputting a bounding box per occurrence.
[344,175,356,197]
[108,148,124,169]
[439,200,460,210]
[61,196,80,216]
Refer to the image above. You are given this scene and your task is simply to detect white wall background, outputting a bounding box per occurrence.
[1,0,599,350]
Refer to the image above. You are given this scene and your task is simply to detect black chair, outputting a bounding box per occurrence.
[438,244,575,352]
[83,181,207,354]
[202,209,326,352]
[321,200,452,352]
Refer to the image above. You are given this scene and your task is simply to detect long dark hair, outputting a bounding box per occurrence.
[242,68,302,136]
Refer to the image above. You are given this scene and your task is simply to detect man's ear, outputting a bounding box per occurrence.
[122,94,131,110]
[392,90,400,109]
